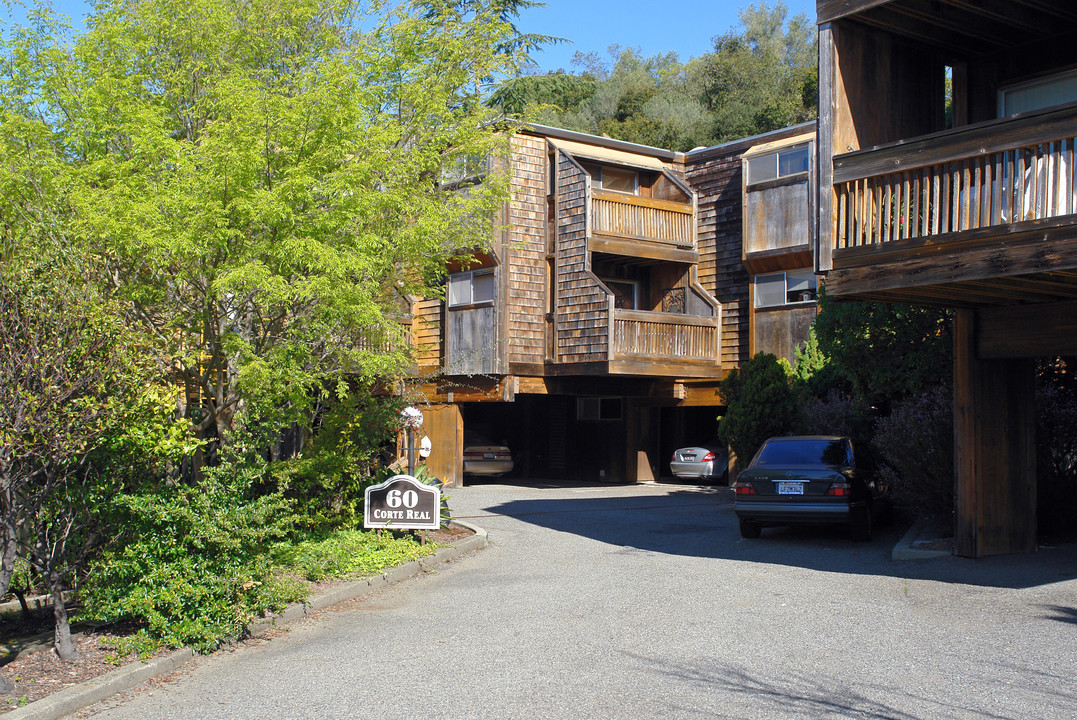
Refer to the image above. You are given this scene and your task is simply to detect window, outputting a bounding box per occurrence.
[448,269,495,307]
[1000,69,1077,117]
[754,270,817,308]
[583,163,638,194]
[577,397,623,421]
[746,142,811,185]
[602,279,639,309]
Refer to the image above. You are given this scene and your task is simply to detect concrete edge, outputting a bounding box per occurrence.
[4,521,487,720]
[4,648,195,720]
[892,515,953,561]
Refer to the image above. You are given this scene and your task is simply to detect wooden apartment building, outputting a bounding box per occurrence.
[815,0,1077,556]
[412,123,816,487]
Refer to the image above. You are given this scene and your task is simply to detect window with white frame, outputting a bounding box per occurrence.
[448,269,496,307]
[746,142,811,185]
[582,163,639,194]
[999,69,1077,117]
[754,270,818,308]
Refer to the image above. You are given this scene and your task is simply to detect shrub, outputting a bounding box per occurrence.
[1036,369,1077,539]
[871,385,953,520]
[266,389,401,532]
[80,460,297,652]
[718,353,798,469]
[797,390,871,440]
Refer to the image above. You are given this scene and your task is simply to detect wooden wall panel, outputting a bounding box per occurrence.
[445,305,497,375]
[744,180,810,254]
[752,305,817,365]
[422,404,463,488]
[506,134,548,366]
[555,151,610,362]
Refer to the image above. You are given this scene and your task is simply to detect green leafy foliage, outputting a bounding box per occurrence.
[698,1,817,142]
[813,286,953,411]
[275,530,435,582]
[267,388,402,531]
[0,0,527,449]
[718,353,798,469]
[79,466,295,652]
[489,3,817,151]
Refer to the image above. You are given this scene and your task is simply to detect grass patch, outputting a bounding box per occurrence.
[274,529,437,582]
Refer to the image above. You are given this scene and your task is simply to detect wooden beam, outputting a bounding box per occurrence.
[954,310,1037,557]
[589,236,699,264]
[816,22,836,273]
[976,300,1077,358]
[816,0,896,24]
[826,222,1077,298]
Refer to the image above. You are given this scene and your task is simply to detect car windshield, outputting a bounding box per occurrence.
[754,439,847,466]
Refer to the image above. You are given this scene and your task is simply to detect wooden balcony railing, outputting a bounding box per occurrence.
[832,105,1077,251]
[611,309,719,364]
[591,190,695,249]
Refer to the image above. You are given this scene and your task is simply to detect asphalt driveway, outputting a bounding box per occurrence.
[82,480,1077,720]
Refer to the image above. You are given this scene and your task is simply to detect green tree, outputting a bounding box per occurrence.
[697,1,817,141]
[0,264,148,659]
[812,287,953,411]
[1,0,526,451]
[718,353,798,469]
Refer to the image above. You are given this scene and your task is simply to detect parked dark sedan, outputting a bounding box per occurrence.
[732,436,889,540]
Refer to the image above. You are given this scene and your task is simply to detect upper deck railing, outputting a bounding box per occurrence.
[831,104,1077,251]
[610,309,719,365]
[590,190,695,249]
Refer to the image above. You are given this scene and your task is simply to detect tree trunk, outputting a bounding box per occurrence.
[0,472,17,598]
[48,573,78,660]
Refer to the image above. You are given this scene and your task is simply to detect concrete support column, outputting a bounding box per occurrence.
[953,310,1037,557]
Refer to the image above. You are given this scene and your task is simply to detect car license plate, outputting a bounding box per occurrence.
[483,452,496,459]
[777,482,804,495]
[682,454,695,461]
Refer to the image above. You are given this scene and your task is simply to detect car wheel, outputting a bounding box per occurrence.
[851,507,873,541]
[739,519,762,539]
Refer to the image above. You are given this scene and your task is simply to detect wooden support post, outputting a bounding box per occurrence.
[953,310,1037,557]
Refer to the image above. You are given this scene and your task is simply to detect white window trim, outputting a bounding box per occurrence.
[999,68,1077,118]
[754,270,818,309]
[745,142,812,186]
[448,268,496,308]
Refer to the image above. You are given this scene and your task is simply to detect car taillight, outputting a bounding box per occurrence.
[826,482,851,496]
[495,451,511,458]
[463,451,480,458]
[701,451,715,462]
[733,483,756,496]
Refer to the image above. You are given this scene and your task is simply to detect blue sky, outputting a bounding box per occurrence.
[518,0,818,73]
[23,0,819,73]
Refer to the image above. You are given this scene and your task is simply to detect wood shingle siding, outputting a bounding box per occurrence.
[411,297,443,373]
[686,151,749,369]
[506,134,548,366]
[554,150,610,363]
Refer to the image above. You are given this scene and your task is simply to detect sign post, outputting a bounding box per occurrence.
[400,406,424,476]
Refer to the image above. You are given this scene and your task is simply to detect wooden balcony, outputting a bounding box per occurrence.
[824,103,1077,306]
[608,309,720,378]
[589,190,697,262]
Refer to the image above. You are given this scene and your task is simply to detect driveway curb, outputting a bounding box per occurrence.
[2,522,487,720]
[891,514,953,560]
